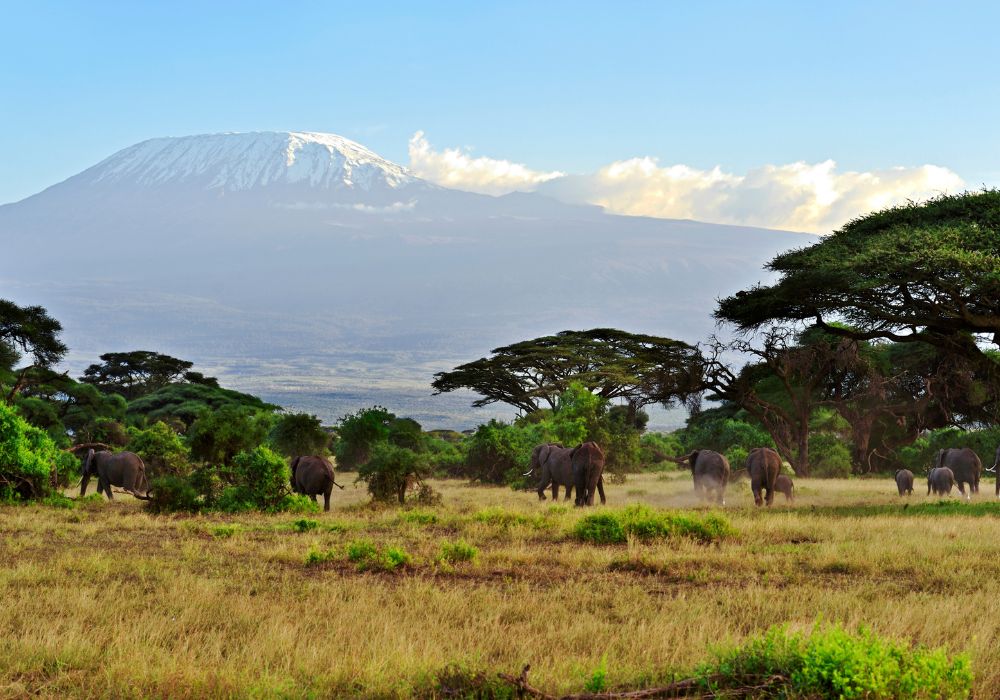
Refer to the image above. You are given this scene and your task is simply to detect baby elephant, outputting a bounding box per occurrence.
[773,474,794,502]
[895,469,914,496]
[927,467,955,497]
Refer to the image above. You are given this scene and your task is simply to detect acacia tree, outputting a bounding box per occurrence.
[432,328,704,418]
[0,299,68,402]
[715,191,1000,420]
[80,351,198,400]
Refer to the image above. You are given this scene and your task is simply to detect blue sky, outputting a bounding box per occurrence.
[3,1,999,217]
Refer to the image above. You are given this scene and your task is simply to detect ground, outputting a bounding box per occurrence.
[1,471,997,698]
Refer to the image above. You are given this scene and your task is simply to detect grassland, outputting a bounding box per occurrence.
[2,471,999,698]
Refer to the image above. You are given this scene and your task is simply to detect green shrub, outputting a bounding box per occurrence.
[583,657,609,693]
[344,539,411,572]
[0,401,63,500]
[346,539,379,565]
[293,518,319,533]
[230,446,290,509]
[148,475,202,513]
[574,505,735,544]
[211,524,239,538]
[304,545,336,566]
[216,485,256,513]
[439,540,478,564]
[41,493,76,509]
[126,421,190,479]
[809,433,853,478]
[382,546,411,570]
[398,510,438,526]
[276,493,320,513]
[357,442,429,504]
[695,623,972,699]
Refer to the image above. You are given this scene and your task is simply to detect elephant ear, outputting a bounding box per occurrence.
[688,450,700,468]
[83,449,95,476]
[290,456,302,486]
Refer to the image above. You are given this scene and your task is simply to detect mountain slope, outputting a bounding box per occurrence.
[0,131,813,428]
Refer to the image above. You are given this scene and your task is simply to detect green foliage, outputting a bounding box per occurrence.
[277,493,320,513]
[357,442,430,504]
[696,623,971,699]
[304,545,337,566]
[472,508,546,530]
[809,432,853,478]
[292,518,319,533]
[0,400,62,500]
[0,299,67,380]
[128,382,275,429]
[230,446,290,510]
[211,524,239,538]
[127,421,190,479]
[432,328,703,415]
[439,540,478,564]
[147,475,202,513]
[335,406,394,470]
[269,412,330,457]
[465,419,543,485]
[584,657,609,693]
[574,505,735,545]
[343,539,412,572]
[80,351,194,400]
[189,406,274,466]
[899,426,1000,474]
[639,432,684,468]
[679,411,774,455]
[398,510,438,526]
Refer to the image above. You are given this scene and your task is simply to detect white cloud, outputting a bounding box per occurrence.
[408,132,965,233]
[408,131,563,195]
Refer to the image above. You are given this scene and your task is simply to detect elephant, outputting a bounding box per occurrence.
[746,447,781,507]
[988,445,1000,496]
[774,474,794,502]
[677,450,730,505]
[572,442,606,507]
[526,443,574,501]
[934,448,981,499]
[80,449,150,500]
[290,455,343,511]
[927,467,955,497]
[895,469,914,496]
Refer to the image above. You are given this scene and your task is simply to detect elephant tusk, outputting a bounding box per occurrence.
[522,470,533,477]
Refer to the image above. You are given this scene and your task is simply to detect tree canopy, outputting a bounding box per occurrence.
[716,191,1000,366]
[81,351,200,400]
[0,299,68,402]
[432,328,703,415]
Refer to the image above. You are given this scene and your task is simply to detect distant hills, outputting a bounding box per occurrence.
[0,131,813,428]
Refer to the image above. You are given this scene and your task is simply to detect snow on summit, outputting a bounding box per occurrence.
[82,131,417,192]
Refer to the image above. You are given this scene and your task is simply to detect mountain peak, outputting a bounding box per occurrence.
[78,130,417,192]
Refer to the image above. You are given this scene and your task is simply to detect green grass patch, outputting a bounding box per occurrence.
[211,524,240,538]
[574,504,735,544]
[814,500,1000,518]
[397,509,438,526]
[439,540,478,564]
[695,623,972,699]
[472,507,547,529]
[345,539,412,572]
[292,518,319,533]
[304,545,336,566]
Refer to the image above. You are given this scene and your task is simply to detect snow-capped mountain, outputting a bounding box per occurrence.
[79,132,418,192]
[0,131,813,428]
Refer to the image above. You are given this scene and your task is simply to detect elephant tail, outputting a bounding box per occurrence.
[322,458,344,490]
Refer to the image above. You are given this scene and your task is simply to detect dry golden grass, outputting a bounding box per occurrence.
[2,471,999,698]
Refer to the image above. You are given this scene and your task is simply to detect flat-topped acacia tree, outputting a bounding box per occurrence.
[432,328,704,419]
[716,190,1000,384]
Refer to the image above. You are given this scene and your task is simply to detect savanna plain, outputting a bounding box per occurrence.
[2,472,997,698]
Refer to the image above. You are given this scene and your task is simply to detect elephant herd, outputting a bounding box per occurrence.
[78,449,342,511]
[526,442,608,506]
[896,445,1000,500]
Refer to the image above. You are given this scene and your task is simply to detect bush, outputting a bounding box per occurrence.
[269,412,330,457]
[344,539,411,572]
[574,505,735,544]
[695,623,972,699]
[679,412,774,455]
[335,406,394,470]
[357,442,429,504]
[809,433,853,478]
[189,406,274,466]
[127,421,190,479]
[439,540,478,564]
[0,401,64,500]
[640,432,684,468]
[464,419,541,485]
[148,475,202,513]
[293,518,319,533]
[230,446,290,510]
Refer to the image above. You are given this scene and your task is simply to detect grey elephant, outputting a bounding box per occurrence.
[572,442,606,507]
[895,469,914,496]
[746,447,781,506]
[934,448,981,499]
[774,474,794,502]
[80,449,150,500]
[987,445,1000,496]
[526,443,574,501]
[927,467,955,496]
[290,455,343,511]
[676,450,730,505]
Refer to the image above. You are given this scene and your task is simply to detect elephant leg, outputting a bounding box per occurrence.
[552,483,559,500]
[323,486,332,512]
[564,485,573,501]
[597,476,606,505]
[765,486,774,507]
[101,478,113,500]
[957,482,966,498]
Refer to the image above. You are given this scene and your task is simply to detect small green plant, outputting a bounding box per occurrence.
[346,539,379,564]
[304,545,336,566]
[439,540,478,564]
[211,524,239,538]
[398,509,438,526]
[292,518,319,533]
[584,656,608,693]
[41,494,76,509]
[694,623,972,699]
[574,505,735,545]
[382,546,411,570]
[345,539,412,571]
